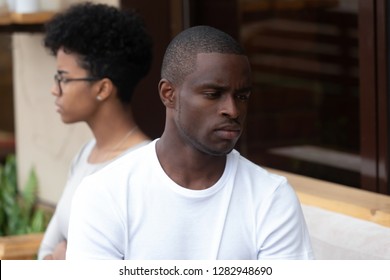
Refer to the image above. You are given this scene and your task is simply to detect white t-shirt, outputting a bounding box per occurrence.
[67,140,313,260]
[38,139,150,260]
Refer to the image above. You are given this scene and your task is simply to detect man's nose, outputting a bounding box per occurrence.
[220,95,239,119]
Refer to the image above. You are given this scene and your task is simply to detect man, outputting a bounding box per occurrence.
[66,25,313,260]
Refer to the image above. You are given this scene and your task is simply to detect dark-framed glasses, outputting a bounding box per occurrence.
[54,73,100,96]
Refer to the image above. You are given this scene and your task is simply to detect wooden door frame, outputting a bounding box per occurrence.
[119,0,172,139]
[359,0,389,194]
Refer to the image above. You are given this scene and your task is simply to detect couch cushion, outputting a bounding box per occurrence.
[302,205,390,259]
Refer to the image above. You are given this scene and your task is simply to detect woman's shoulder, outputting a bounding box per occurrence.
[122,139,152,155]
[69,139,95,171]
[100,139,155,172]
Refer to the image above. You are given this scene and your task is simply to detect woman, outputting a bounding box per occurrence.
[38,2,153,260]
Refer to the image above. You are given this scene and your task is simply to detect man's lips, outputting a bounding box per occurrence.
[215,125,241,140]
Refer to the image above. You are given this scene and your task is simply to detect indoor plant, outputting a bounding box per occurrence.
[0,154,51,259]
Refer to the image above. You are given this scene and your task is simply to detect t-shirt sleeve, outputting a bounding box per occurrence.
[66,174,125,260]
[37,210,63,259]
[256,180,314,260]
[37,144,90,260]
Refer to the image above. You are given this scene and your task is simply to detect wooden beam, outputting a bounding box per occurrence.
[268,168,390,227]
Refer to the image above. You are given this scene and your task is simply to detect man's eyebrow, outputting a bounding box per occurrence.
[196,82,252,93]
[196,83,229,92]
[197,82,227,88]
[236,86,252,92]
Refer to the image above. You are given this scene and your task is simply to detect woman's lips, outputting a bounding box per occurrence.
[55,103,62,113]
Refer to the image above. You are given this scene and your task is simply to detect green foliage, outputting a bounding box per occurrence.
[0,155,50,236]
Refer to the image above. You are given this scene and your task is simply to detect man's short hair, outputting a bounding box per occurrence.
[161,25,244,85]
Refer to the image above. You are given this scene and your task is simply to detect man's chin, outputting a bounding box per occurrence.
[205,145,235,157]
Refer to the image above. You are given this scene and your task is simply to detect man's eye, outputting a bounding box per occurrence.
[236,94,250,101]
[204,92,221,99]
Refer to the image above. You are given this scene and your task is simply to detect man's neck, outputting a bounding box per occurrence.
[156,138,227,190]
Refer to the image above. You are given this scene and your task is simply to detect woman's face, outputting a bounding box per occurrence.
[51,48,100,124]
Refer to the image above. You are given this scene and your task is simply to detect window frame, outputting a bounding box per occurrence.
[359,0,389,194]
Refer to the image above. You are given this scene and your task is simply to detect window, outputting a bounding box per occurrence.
[239,0,360,187]
[189,0,389,194]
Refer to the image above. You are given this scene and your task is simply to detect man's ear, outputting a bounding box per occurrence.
[95,78,114,102]
[158,79,176,108]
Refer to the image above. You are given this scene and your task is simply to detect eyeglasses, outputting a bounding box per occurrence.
[54,73,100,96]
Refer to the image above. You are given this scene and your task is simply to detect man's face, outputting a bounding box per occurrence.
[174,52,252,156]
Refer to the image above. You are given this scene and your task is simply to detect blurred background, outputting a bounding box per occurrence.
[0,0,388,207]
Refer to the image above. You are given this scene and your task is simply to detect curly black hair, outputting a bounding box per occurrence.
[44,2,153,104]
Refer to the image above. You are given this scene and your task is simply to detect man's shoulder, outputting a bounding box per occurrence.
[231,151,299,211]
[232,150,288,187]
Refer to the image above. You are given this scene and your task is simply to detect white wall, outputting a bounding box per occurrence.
[13,0,118,205]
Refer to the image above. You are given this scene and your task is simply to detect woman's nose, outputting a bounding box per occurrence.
[51,83,60,97]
